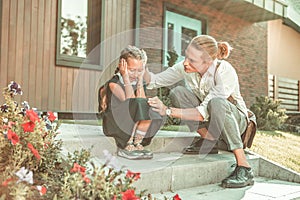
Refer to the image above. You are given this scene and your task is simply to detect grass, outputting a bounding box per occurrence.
[59,119,300,173]
[249,130,300,173]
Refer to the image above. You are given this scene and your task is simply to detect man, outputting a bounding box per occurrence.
[145,35,254,188]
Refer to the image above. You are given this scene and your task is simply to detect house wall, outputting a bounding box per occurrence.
[139,0,269,107]
[0,0,135,113]
[268,19,300,80]
[0,0,272,113]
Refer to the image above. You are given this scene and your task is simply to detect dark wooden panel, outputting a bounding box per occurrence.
[0,0,135,112]
[0,0,9,92]
[35,0,45,109]
[7,0,17,83]
[41,0,51,110]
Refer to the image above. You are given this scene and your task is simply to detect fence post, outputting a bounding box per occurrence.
[274,75,279,100]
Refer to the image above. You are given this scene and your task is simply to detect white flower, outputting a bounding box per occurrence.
[103,150,122,171]
[21,101,30,110]
[3,118,8,123]
[15,167,33,184]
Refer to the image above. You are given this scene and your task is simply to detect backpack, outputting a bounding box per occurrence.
[98,83,108,113]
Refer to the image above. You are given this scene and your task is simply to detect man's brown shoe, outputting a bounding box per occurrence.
[182,138,218,154]
[221,166,254,188]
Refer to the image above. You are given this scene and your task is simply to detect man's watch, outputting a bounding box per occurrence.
[165,107,172,116]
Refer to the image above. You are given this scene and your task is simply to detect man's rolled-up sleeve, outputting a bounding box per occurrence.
[147,61,185,89]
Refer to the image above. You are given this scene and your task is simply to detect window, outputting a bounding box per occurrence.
[56,0,102,69]
[163,11,203,67]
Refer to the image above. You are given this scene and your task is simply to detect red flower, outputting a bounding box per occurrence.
[126,170,141,181]
[121,189,140,200]
[3,121,16,129]
[173,194,181,200]
[2,178,14,186]
[26,109,39,122]
[43,141,50,149]
[83,175,91,184]
[22,121,35,132]
[47,111,56,122]
[7,129,19,145]
[70,163,86,175]
[36,185,47,196]
[27,143,41,160]
[70,163,91,183]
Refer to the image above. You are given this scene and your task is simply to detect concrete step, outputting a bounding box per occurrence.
[57,123,199,155]
[113,152,260,194]
[57,123,300,196]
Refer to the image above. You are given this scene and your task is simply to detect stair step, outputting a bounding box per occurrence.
[57,123,199,155]
[57,123,300,195]
[131,152,259,193]
[86,151,260,194]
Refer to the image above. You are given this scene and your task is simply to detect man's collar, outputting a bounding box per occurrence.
[207,59,218,75]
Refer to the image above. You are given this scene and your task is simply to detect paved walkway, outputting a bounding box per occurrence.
[151,177,300,200]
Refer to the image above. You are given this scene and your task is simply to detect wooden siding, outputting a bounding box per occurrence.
[0,0,135,113]
[269,75,300,112]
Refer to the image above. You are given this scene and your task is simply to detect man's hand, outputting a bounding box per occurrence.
[143,66,151,85]
[148,96,168,116]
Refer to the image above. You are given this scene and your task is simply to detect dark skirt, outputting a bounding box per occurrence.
[103,98,163,149]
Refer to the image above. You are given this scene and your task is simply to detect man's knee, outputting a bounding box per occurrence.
[169,86,187,106]
[169,86,186,99]
[207,98,227,113]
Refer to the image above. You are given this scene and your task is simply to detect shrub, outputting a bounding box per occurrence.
[250,96,288,131]
[0,81,144,200]
[0,81,182,200]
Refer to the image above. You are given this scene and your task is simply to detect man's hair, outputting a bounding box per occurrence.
[190,35,233,60]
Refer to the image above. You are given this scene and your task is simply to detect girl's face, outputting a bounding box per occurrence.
[183,45,212,75]
[126,57,144,82]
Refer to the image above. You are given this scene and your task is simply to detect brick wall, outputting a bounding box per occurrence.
[139,0,268,107]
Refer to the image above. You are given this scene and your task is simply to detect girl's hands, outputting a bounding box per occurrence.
[119,58,131,85]
[137,68,145,84]
[119,58,129,77]
[148,96,168,116]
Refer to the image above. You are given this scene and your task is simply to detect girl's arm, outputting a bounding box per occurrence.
[135,69,146,98]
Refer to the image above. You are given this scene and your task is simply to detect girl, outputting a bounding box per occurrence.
[99,45,162,160]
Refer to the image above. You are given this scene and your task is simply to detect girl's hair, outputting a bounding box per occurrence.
[99,45,147,113]
[114,45,147,74]
[190,35,233,61]
[98,82,108,113]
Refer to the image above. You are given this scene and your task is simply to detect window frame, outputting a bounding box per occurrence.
[163,3,208,67]
[56,0,103,70]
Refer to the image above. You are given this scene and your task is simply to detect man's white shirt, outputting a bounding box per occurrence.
[147,59,248,120]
